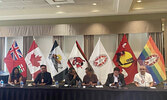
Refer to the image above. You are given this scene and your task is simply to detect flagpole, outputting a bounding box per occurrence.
[33,36,35,41]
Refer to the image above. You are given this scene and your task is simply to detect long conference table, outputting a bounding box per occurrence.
[0,85,167,100]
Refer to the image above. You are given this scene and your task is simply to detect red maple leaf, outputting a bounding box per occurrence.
[30,53,41,67]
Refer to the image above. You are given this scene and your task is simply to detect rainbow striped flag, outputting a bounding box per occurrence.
[138,36,166,84]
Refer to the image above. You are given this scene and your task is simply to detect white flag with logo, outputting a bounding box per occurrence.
[25,40,46,80]
[68,41,88,81]
[46,40,68,82]
[89,38,113,84]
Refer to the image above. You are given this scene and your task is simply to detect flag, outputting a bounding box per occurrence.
[89,39,113,84]
[112,34,137,84]
[68,41,88,81]
[25,40,46,80]
[4,41,27,77]
[138,36,166,84]
[46,40,68,82]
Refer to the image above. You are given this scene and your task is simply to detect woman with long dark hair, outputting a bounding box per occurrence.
[8,67,23,85]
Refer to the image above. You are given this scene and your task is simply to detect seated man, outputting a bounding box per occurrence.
[82,67,98,86]
[33,65,52,86]
[105,67,126,87]
[65,67,81,86]
[134,66,153,87]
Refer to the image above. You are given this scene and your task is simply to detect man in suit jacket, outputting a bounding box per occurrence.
[105,67,126,87]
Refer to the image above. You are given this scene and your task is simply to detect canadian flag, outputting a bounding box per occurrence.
[25,40,46,80]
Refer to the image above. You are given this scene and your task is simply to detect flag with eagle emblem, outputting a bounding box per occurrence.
[46,40,68,82]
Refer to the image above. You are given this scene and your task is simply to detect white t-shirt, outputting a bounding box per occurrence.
[114,75,119,83]
[134,72,153,87]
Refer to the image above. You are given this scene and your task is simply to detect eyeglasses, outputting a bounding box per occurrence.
[140,68,146,70]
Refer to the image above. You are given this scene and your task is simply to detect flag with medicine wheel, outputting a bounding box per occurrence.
[25,40,46,80]
[89,38,113,84]
[138,36,166,84]
[4,41,27,77]
[112,34,137,84]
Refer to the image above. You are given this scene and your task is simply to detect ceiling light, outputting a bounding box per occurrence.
[92,3,97,6]
[56,11,64,14]
[56,5,60,8]
[137,0,142,3]
[0,0,2,3]
[133,7,144,10]
[91,10,99,13]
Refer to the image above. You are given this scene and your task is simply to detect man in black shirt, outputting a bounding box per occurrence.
[65,67,81,86]
[33,65,52,85]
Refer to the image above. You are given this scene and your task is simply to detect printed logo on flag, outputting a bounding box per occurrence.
[30,53,42,67]
[70,57,85,68]
[17,64,25,73]
[144,54,159,66]
[116,51,134,68]
[93,54,108,67]
[9,41,23,60]
[50,54,63,72]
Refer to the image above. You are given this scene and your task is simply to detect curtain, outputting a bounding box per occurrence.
[0,20,161,37]
[0,37,5,71]
[53,36,64,51]
[23,36,33,80]
[118,33,129,46]
[84,35,94,59]
[148,32,165,60]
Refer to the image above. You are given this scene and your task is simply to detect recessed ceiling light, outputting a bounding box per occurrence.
[92,3,97,6]
[56,11,64,14]
[133,7,144,10]
[56,5,60,8]
[137,0,142,3]
[91,10,99,13]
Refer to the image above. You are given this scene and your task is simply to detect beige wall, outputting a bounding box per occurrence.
[0,20,162,37]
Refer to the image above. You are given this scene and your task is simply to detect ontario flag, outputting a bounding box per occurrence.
[138,36,166,84]
[112,34,137,84]
[25,40,46,80]
[89,38,113,84]
[46,40,68,82]
[4,41,27,77]
[68,41,88,81]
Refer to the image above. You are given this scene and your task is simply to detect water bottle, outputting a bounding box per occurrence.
[0,80,4,87]
[97,81,100,86]
[164,82,167,89]
[78,80,81,88]
[55,81,59,88]
[20,81,24,88]
[118,81,122,89]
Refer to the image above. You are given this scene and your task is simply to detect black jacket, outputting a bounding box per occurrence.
[105,73,126,87]
[34,72,52,85]
[65,73,81,86]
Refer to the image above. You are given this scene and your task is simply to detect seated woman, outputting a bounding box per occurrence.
[82,67,98,86]
[8,67,23,85]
